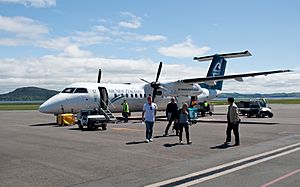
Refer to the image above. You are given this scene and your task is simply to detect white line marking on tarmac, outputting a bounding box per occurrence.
[145,142,300,187]
[260,168,300,187]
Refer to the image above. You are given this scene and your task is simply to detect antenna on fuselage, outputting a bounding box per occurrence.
[97,69,101,83]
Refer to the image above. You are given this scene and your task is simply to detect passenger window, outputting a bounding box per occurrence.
[140,94,143,98]
[144,94,146,98]
[74,88,88,93]
[131,94,134,98]
[126,94,128,98]
[135,94,138,98]
[62,88,75,93]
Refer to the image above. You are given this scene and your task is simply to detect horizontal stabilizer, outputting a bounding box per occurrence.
[194,50,252,62]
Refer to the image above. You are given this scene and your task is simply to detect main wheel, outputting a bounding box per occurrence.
[268,112,273,118]
[102,123,107,130]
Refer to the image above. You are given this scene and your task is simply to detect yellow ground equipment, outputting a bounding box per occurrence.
[57,114,75,126]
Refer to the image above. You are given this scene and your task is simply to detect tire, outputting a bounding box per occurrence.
[247,113,252,118]
[260,113,266,118]
[268,112,273,118]
[102,123,107,131]
[87,123,93,130]
[241,111,245,116]
[78,121,83,130]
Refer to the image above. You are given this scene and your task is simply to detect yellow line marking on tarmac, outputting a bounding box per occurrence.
[112,127,144,132]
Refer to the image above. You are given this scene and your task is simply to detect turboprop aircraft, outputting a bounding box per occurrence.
[39,51,291,115]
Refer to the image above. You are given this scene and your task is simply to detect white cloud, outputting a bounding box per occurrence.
[0,56,206,93]
[158,36,210,58]
[93,25,110,32]
[0,0,56,7]
[35,37,70,50]
[140,35,167,42]
[60,45,92,58]
[0,15,48,37]
[0,38,25,46]
[0,55,298,94]
[118,11,142,29]
[222,69,300,93]
[71,31,110,46]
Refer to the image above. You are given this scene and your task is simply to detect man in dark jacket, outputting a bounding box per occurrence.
[163,97,178,136]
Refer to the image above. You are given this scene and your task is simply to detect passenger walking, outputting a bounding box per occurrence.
[142,96,157,143]
[122,100,130,123]
[163,97,178,136]
[176,103,192,144]
[224,97,240,146]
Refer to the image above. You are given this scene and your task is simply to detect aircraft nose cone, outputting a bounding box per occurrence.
[39,94,61,114]
[39,101,53,113]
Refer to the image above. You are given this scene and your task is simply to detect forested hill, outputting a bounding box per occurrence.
[0,87,59,101]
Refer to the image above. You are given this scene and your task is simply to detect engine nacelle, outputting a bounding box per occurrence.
[161,83,203,96]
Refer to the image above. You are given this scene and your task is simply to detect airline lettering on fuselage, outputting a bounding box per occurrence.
[212,60,222,77]
[108,88,143,94]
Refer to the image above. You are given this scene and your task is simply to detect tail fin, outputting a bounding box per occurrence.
[200,55,227,90]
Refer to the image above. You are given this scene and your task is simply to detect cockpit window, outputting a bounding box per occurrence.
[62,88,75,93]
[74,88,88,93]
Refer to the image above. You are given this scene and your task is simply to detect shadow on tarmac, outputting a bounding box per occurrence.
[210,143,234,149]
[163,143,180,147]
[154,134,178,139]
[30,123,58,127]
[126,141,147,145]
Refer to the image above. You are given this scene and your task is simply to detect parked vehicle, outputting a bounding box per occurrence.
[236,98,273,118]
[77,109,108,130]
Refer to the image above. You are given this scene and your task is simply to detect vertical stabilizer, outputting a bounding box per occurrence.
[200,55,227,90]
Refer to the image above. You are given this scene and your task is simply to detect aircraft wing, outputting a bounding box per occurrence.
[179,69,291,84]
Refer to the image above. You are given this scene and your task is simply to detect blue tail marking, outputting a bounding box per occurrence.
[200,55,227,90]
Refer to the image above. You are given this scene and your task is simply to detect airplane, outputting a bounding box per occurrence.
[39,50,291,116]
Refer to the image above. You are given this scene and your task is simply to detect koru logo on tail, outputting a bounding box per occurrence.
[212,59,222,77]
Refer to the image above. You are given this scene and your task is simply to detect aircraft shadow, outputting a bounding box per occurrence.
[210,143,234,149]
[126,141,148,145]
[30,123,58,127]
[68,127,105,131]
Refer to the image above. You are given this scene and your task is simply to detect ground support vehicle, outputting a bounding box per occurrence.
[236,98,273,118]
[77,109,108,130]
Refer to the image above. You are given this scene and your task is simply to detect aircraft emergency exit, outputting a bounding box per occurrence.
[39,50,291,115]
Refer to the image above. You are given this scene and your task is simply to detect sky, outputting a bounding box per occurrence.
[0,0,299,94]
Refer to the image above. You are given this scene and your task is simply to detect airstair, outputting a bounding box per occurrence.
[99,99,117,122]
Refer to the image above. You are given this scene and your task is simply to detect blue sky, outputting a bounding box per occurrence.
[0,0,299,93]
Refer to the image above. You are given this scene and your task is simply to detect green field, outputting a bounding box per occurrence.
[0,98,300,110]
[0,103,41,110]
[209,98,300,105]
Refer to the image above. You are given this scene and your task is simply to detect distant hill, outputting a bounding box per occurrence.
[0,87,59,101]
[0,87,299,101]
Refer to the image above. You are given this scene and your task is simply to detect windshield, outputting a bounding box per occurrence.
[62,88,75,93]
[74,88,88,93]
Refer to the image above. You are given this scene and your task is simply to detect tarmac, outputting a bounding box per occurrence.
[0,104,299,187]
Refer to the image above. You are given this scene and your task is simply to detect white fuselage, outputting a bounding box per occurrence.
[39,82,221,115]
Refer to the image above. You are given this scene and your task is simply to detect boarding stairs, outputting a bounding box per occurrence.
[99,100,117,122]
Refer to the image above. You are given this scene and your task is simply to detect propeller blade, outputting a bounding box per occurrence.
[155,61,162,82]
[140,78,151,84]
[152,88,157,102]
[97,69,102,83]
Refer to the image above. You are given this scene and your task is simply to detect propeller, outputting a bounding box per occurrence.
[97,69,101,83]
[140,61,163,102]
